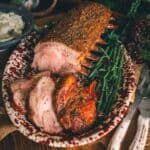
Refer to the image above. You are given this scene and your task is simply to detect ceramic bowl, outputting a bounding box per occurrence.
[2,31,136,147]
[0,4,34,51]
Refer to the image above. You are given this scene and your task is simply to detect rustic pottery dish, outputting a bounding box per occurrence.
[0,4,33,51]
[2,31,136,147]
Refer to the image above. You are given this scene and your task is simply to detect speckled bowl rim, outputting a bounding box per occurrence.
[2,31,136,148]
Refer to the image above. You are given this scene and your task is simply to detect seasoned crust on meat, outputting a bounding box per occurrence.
[41,2,112,53]
[55,75,97,133]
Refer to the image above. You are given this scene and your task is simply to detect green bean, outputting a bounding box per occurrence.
[87,31,124,115]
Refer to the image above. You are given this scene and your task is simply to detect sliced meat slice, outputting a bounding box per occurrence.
[10,71,50,114]
[29,76,62,134]
[31,42,81,75]
[56,75,97,133]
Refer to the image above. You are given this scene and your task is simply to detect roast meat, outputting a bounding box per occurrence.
[56,75,97,133]
[29,75,63,134]
[31,42,81,75]
[10,71,50,114]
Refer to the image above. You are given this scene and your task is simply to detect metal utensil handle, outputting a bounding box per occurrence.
[107,100,139,150]
[107,120,131,150]
[129,115,150,150]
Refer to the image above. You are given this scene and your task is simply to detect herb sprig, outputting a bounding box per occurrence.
[127,0,142,18]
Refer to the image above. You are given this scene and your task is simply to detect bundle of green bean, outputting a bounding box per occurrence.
[87,31,124,115]
[87,0,144,115]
